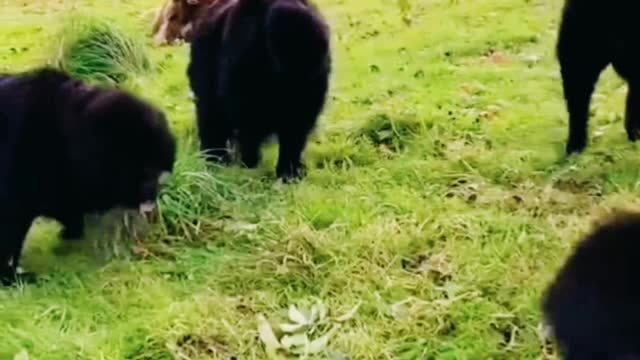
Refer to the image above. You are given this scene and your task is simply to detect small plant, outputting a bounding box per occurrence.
[257,301,361,358]
[358,112,424,152]
[53,15,150,84]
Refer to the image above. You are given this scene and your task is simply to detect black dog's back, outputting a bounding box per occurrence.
[0,77,19,197]
[266,0,329,75]
[543,212,640,359]
[0,68,176,285]
[0,70,63,200]
[188,0,330,180]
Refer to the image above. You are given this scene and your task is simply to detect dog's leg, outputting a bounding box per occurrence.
[152,3,167,35]
[560,62,604,154]
[181,23,193,39]
[276,124,311,181]
[154,22,170,46]
[197,100,232,164]
[0,214,34,286]
[625,81,640,142]
[238,131,263,169]
[557,19,608,154]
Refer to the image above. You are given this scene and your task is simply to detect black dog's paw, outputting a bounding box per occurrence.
[240,152,261,169]
[276,162,307,183]
[626,126,640,142]
[565,139,586,155]
[0,272,15,286]
[15,269,38,285]
[0,267,37,286]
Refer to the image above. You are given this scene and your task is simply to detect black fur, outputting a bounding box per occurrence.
[188,0,330,180]
[543,212,640,359]
[0,68,176,285]
[558,0,638,154]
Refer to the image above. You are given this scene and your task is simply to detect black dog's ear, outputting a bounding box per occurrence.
[83,91,176,165]
[84,92,149,136]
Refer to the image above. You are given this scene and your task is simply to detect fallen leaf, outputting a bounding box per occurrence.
[378,144,395,157]
[227,222,258,233]
[310,300,329,324]
[522,54,542,65]
[593,128,605,139]
[257,314,281,357]
[487,51,510,65]
[288,305,309,325]
[132,245,151,258]
[310,304,320,324]
[317,302,328,322]
[279,322,306,333]
[14,350,29,360]
[336,301,362,322]
[281,333,309,350]
[420,253,453,278]
[439,282,463,298]
[305,325,341,354]
[328,352,349,360]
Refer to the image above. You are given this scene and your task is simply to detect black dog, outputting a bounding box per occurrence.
[558,0,638,154]
[543,212,640,359]
[0,68,176,285]
[188,0,331,180]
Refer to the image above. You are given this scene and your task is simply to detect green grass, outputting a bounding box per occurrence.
[0,0,636,358]
[52,14,151,85]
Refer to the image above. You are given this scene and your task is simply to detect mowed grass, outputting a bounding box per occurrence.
[0,0,637,358]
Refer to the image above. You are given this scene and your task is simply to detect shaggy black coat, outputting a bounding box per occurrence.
[0,68,176,285]
[188,0,330,180]
[558,0,639,154]
[543,212,640,359]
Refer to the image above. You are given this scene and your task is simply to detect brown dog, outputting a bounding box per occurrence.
[152,0,216,45]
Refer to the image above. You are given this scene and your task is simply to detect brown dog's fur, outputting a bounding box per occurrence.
[152,0,216,45]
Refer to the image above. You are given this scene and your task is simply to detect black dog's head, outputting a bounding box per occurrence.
[543,211,640,359]
[65,89,177,213]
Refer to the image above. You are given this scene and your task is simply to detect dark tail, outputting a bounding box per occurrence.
[265,0,330,75]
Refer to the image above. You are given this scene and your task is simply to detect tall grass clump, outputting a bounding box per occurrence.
[53,15,150,84]
[155,145,278,244]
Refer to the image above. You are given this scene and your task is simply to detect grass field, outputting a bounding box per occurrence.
[0,0,636,358]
